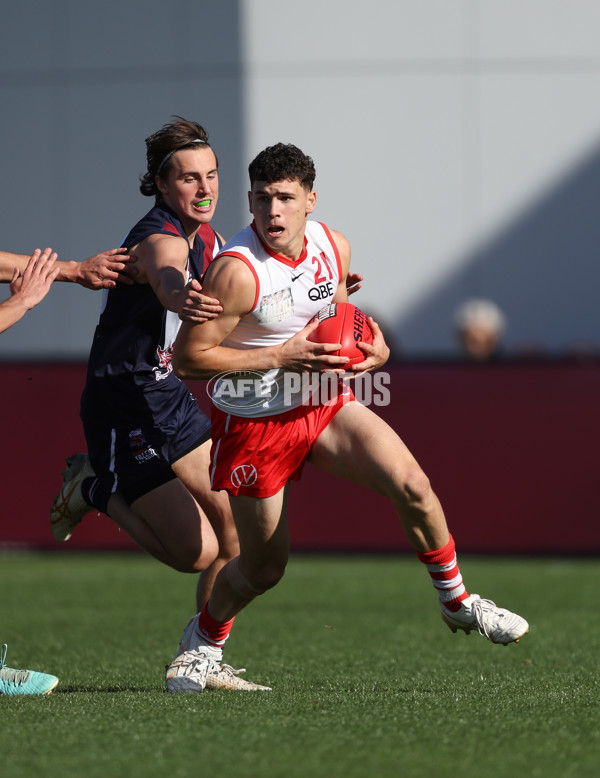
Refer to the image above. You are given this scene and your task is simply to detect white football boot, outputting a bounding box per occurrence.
[166,615,271,692]
[206,662,272,691]
[441,594,529,645]
[165,650,212,693]
[50,453,95,542]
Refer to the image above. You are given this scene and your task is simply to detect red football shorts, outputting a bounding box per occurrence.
[209,386,355,498]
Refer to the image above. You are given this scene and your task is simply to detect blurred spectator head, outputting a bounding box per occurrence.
[453,298,506,361]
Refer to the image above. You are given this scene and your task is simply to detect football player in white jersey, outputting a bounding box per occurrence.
[169,142,530,692]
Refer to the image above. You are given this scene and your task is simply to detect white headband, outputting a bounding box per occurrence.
[156,138,208,177]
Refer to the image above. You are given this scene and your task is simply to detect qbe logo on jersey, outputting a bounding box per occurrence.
[230,464,258,489]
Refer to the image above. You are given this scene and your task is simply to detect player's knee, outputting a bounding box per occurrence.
[170,537,219,574]
[242,559,287,594]
[226,557,287,599]
[255,560,287,591]
[399,464,433,511]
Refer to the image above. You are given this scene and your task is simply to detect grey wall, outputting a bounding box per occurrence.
[242,0,600,358]
[2,1,600,359]
[0,0,245,359]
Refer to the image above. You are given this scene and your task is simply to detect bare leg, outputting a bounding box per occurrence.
[172,440,240,610]
[104,442,238,611]
[104,442,223,574]
[107,481,213,610]
[206,484,290,623]
[106,491,176,565]
[309,400,449,552]
[106,475,218,572]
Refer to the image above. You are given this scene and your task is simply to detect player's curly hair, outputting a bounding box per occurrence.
[139,116,217,202]
[248,143,315,191]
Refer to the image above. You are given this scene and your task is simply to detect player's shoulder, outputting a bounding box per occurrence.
[130,232,189,284]
[126,204,188,255]
[218,223,256,255]
[308,220,349,251]
[207,223,263,288]
[205,250,255,286]
[328,228,349,254]
[137,231,188,258]
[202,250,257,313]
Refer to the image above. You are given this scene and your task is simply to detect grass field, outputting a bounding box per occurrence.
[1,552,598,778]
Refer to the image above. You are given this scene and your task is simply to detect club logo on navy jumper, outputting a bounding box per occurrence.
[230,464,258,488]
[129,429,158,463]
[153,345,173,381]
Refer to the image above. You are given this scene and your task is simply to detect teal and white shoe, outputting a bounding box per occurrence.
[0,644,59,695]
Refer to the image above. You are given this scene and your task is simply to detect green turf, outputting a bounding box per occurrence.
[0,553,598,778]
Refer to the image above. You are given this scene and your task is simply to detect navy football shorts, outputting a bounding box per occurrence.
[82,391,211,504]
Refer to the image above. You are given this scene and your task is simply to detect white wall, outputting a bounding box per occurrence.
[2,0,600,359]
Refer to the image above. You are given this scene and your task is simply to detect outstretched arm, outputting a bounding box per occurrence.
[125,232,223,324]
[0,247,136,289]
[59,247,137,288]
[0,248,59,334]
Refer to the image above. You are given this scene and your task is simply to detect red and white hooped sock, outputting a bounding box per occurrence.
[196,605,235,650]
[417,534,469,612]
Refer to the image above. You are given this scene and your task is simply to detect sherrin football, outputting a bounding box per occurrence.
[308,302,374,366]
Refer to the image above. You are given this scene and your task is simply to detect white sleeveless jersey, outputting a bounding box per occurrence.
[211,220,343,417]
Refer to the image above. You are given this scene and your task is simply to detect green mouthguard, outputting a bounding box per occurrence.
[196,199,211,207]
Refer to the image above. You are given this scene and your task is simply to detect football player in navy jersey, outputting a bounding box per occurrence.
[49,117,272,691]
